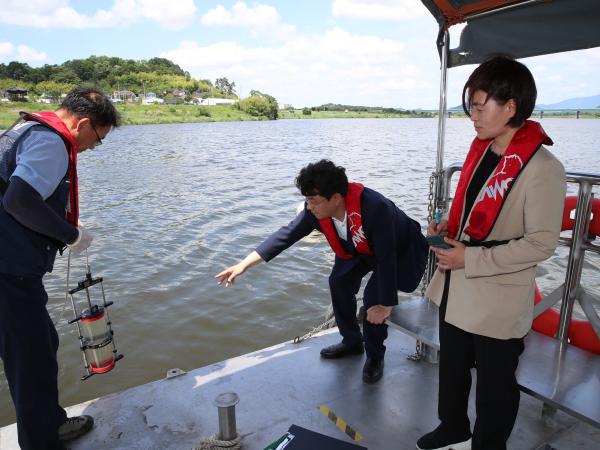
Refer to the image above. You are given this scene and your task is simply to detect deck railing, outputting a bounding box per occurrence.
[432,164,600,345]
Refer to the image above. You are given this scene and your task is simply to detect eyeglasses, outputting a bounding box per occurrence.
[90,122,103,146]
[305,196,326,207]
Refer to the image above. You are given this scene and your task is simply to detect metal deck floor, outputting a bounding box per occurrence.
[1,328,599,449]
[387,297,600,429]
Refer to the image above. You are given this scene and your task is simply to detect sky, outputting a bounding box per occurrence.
[1,0,599,109]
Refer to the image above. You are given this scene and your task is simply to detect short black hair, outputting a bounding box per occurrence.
[59,87,121,128]
[462,55,536,128]
[295,159,348,199]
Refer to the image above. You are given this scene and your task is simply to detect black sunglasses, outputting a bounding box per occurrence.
[90,122,103,146]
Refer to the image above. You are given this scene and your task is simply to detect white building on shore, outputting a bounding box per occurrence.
[200,98,236,106]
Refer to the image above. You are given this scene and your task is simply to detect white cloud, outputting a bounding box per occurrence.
[161,27,435,108]
[0,0,197,30]
[0,42,14,59]
[0,41,48,64]
[16,45,48,62]
[201,2,295,39]
[161,18,600,109]
[441,47,600,108]
[332,0,427,21]
[520,48,600,104]
[202,2,278,27]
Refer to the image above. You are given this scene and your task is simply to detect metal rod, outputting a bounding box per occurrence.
[566,172,600,185]
[213,392,239,441]
[557,182,594,342]
[442,162,463,201]
[84,288,93,310]
[435,30,449,176]
[582,242,600,254]
[577,288,600,339]
[426,29,450,286]
[99,281,112,323]
[84,249,94,310]
[98,280,119,354]
[463,0,545,22]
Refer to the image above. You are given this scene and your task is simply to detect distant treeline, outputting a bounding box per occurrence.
[0,56,235,101]
[0,55,283,121]
[310,103,432,116]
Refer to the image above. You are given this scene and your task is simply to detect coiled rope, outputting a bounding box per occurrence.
[194,433,242,450]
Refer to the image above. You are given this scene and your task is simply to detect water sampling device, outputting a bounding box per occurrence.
[67,251,123,380]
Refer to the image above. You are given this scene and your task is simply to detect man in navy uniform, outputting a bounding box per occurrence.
[0,88,119,449]
[216,159,427,383]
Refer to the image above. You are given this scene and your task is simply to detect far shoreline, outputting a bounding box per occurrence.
[1,102,598,129]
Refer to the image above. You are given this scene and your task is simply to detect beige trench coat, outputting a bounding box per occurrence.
[425,146,566,339]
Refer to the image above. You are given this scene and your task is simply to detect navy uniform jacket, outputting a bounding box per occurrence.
[256,187,428,306]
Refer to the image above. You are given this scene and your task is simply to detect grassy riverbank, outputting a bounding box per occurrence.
[0,102,259,129]
[2,102,598,129]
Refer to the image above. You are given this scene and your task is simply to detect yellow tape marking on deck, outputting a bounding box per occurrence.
[319,404,364,441]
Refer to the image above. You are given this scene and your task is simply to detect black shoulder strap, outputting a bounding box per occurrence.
[0,113,26,140]
[0,112,35,195]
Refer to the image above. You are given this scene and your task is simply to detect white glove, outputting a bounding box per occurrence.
[67,226,94,254]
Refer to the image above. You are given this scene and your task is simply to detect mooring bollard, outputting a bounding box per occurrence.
[214,392,240,441]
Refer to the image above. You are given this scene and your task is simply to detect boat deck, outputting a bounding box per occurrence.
[1,324,599,449]
[388,297,600,429]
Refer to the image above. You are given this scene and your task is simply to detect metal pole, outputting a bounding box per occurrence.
[464,0,544,21]
[557,182,593,342]
[435,30,449,176]
[426,30,450,285]
[213,392,239,441]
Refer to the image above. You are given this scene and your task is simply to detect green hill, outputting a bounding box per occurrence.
[0,56,234,101]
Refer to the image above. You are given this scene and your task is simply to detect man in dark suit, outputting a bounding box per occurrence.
[216,159,427,383]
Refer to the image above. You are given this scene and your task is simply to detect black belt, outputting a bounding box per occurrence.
[461,237,520,248]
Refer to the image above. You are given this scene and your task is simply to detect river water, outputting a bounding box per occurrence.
[1,117,599,425]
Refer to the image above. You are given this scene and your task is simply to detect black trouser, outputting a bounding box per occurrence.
[438,273,524,450]
[328,260,388,360]
[0,273,67,450]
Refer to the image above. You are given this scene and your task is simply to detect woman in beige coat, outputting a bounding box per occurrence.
[417,56,566,450]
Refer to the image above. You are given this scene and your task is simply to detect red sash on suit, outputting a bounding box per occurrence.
[319,182,374,259]
[448,120,552,241]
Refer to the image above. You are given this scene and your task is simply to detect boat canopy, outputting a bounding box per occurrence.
[421,0,600,67]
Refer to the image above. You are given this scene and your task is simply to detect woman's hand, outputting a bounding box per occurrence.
[431,237,466,270]
[427,218,448,236]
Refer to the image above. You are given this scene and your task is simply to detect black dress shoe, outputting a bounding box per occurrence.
[416,424,471,450]
[362,357,384,383]
[320,341,364,359]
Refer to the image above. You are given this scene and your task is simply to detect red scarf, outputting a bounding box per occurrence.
[22,111,79,226]
[448,120,552,241]
[319,182,374,259]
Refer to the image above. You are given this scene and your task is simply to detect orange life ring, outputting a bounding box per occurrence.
[532,285,560,338]
[533,286,600,354]
[533,195,600,354]
[562,195,600,237]
[569,318,600,354]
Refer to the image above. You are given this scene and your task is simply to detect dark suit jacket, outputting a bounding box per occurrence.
[256,187,427,306]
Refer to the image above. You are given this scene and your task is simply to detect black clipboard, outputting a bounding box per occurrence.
[284,424,368,450]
